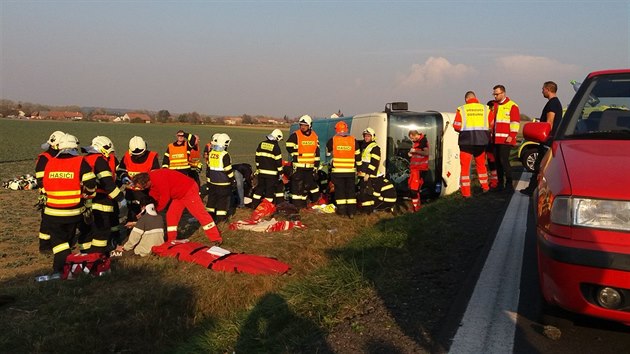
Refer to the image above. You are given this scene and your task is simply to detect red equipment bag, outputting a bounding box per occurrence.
[63,253,111,280]
[249,199,276,222]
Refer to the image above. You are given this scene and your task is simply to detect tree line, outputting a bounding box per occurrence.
[0,99,292,125]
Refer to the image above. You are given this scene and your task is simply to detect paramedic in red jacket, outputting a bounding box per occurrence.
[131,169,222,244]
[489,85,520,192]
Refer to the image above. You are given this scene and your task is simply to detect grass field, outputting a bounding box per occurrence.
[0,119,514,352]
[0,119,286,166]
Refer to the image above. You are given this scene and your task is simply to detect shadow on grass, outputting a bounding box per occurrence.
[235,293,333,353]
[0,259,201,353]
[326,190,511,352]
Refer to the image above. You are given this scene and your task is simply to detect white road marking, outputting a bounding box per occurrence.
[449,175,531,354]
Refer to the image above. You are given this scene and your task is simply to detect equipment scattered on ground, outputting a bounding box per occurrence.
[151,241,290,275]
[3,174,38,190]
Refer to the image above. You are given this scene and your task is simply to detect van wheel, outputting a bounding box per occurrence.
[521,149,538,172]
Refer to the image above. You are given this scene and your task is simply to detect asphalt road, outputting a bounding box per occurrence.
[448,173,630,353]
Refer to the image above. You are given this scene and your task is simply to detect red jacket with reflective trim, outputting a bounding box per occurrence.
[147,168,196,211]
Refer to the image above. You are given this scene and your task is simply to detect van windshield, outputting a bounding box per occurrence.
[563,73,630,140]
[386,112,441,194]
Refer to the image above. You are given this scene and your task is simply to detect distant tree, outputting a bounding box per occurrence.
[242,114,253,124]
[337,109,344,117]
[177,113,189,123]
[283,115,289,123]
[157,110,171,123]
[190,112,201,124]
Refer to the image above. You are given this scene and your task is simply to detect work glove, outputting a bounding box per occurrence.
[122,176,132,185]
[118,199,128,209]
[363,174,369,182]
[35,192,47,210]
[82,206,94,224]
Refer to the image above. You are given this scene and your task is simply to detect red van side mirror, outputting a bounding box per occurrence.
[523,122,551,143]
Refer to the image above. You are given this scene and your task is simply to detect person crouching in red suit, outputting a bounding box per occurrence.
[131,169,222,245]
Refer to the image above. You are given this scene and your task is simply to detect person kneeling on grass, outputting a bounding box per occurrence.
[115,203,164,257]
[131,169,223,245]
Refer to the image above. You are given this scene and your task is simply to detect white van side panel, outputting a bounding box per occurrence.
[350,113,388,175]
[439,112,461,196]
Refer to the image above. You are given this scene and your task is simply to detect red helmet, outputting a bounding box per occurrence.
[335,121,348,134]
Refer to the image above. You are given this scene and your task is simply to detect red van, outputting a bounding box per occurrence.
[524,69,630,324]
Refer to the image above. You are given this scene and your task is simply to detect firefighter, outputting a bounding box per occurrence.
[252,129,284,208]
[42,133,96,274]
[188,135,202,186]
[206,133,235,223]
[408,129,429,212]
[162,130,198,178]
[116,136,160,221]
[81,136,126,254]
[357,127,381,214]
[132,169,222,244]
[286,115,320,209]
[326,121,361,218]
[35,130,65,253]
[372,175,397,212]
[453,91,491,197]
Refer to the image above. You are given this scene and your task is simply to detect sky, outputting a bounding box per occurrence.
[1,1,629,118]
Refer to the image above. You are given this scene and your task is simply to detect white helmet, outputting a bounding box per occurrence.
[211,133,220,145]
[216,133,231,148]
[271,129,283,141]
[46,130,65,148]
[58,133,79,150]
[92,136,115,157]
[129,136,147,155]
[363,127,376,139]
[299,115,312,128]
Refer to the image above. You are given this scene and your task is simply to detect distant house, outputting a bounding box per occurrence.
[223,116,243,125]
[92,114,119,122]
[42,111,83,121]
[123,112,151,123]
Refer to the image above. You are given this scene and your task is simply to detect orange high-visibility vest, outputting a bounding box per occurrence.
[189,147,201,169]
[43,156,83,216]
[331,135,356,173]
[123,151,158,177]
[84,153,116,195]
[295,129,318,168]
[166,143,189,170]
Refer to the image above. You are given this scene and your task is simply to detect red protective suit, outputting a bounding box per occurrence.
[146,169,221,243]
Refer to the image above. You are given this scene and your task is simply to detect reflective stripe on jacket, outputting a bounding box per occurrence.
[207,150,234,185]
[43,156,85,216]
[294,130,319,168]
[491,99,520,145]
[166,143,190,169]
[122,151,158,177]
[455,101,490,146]
[331,135,358,173]
[409,135,429,171]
